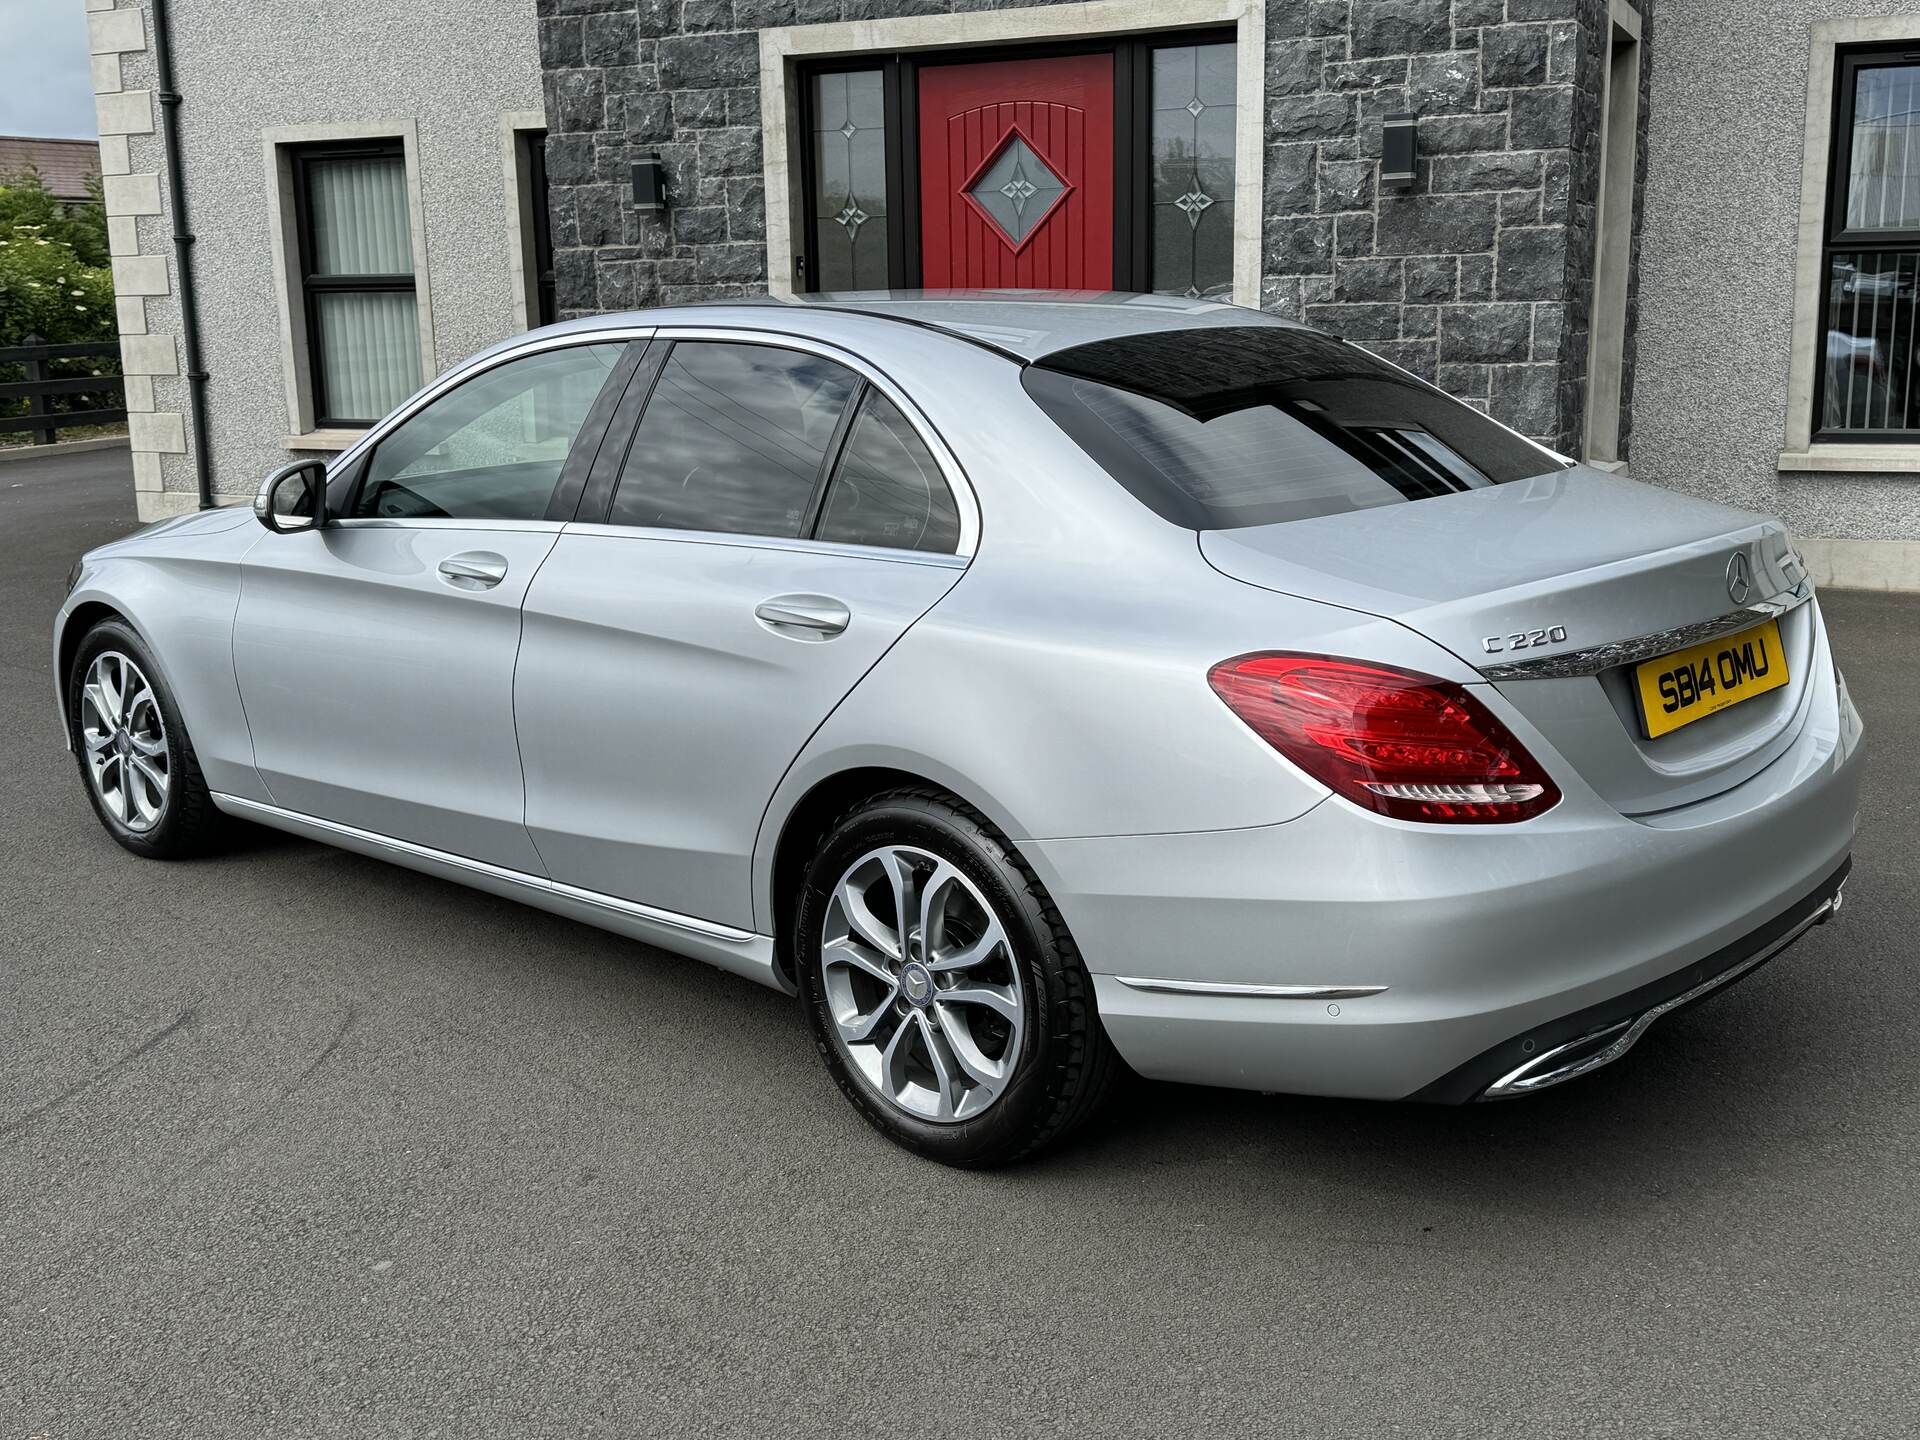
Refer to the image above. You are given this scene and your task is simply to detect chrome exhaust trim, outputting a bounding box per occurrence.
[1481,889,1842,1100]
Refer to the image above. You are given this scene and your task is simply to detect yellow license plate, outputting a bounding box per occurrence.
[1635,618,1789,740]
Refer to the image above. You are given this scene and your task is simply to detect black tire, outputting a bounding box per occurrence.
[67,618,223,859]
[795,787,1118,1167]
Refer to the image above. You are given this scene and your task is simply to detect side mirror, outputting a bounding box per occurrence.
[254,459,329,534]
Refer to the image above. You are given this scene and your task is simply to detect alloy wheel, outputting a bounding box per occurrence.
[819,844,1026,1124]
[79,651,170,833]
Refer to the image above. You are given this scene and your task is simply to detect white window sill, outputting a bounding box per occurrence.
[1777,444,1920,474]
[283,428,366,453]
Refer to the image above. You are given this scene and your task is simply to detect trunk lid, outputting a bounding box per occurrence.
[1200,468,1817,815]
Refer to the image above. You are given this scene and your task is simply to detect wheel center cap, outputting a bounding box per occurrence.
[900,962,934,1006]
[116,730,131,758]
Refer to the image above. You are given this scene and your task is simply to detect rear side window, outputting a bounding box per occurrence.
[1023,326,1565,531]
[609,341,859,537]
[815,391,960,554]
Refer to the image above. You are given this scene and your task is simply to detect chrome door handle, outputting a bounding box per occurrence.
[438,552,509,591]
[754,594,851,639]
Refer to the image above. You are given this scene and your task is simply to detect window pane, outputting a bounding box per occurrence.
[1822,252,1920,432]
[1024,327,1560,531]
[306,153,413,275]
[355,343,624,520]
[314,289,422,422]
[809,70,889,291]
[816,392,959,553]
[610,342,859,537]
[1846,64,1920,232]
[1150,42,1237,299]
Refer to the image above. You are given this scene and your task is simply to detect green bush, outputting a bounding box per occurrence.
[0,169,119,433]
[0,168,109,268]
[0,171,116,346]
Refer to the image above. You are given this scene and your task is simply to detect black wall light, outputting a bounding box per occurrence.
[631,152,668,212]
[1380,113,1418,191]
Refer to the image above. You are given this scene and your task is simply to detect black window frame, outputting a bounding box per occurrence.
[291,138,419,429]
[584,337,962,556]
[1814,44,1920,442]
[516,127,558,328]
[793,27,1235,297]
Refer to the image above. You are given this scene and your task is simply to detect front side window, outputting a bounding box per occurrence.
[1819,49,1920,436]
[609,342,860,537]
[354,343,625,520]
[1025,326,1562,531]
[295,142,422,426]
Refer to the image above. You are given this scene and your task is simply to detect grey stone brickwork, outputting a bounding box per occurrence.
[538,0,1643,449]
[1259,0,1621,451]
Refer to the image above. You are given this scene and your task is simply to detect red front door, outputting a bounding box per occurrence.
[918,54,1115,289]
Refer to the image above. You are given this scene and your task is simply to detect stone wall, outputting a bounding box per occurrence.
[538,0,1632,448]
[1258,0,1603,449]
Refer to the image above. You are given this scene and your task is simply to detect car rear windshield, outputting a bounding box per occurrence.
[1022,326,1567,531]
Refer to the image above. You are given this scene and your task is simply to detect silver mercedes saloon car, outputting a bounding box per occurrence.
[54,294,1862,1166]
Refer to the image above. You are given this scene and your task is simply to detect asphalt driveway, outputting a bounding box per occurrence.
[2,448,1916,1437]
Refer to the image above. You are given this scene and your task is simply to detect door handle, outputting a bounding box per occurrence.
[754,594,851,640]
[438,552,509,591]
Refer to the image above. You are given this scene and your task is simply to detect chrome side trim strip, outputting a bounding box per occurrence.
[1480,887,1840,1099]
[1113,976,1388,1000]
[211,793,759,944]
[544,877,757,941]
[560,521,970,570]
[1476,585,1813,681]
[327,517,567,535]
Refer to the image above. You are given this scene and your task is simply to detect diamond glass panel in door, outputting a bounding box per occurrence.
[965,135,1069,248]
[1150,42,1236,299]
[810,70,889,291]
[305,152,422,421]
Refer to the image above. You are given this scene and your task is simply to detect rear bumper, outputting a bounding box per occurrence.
[1032,659,1863,1102]
[1419,855,1847,1102]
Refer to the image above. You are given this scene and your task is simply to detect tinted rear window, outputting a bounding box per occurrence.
[1023,326,1565,530]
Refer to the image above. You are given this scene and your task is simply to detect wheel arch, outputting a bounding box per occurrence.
[761,761,1029,991]
[54,599,136,737]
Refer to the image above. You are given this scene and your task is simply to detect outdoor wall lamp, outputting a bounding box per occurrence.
[1380,113,1418,191]
[631,152,668,212]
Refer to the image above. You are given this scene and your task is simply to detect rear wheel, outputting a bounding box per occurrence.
[795,789,1117,1166]
[68,619,222,858]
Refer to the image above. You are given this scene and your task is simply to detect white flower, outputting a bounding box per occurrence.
[70,288,82,296]
[74,304,87,312]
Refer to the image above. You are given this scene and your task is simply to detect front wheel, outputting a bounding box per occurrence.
[795,789,1117,1167]
[67,618,223,858]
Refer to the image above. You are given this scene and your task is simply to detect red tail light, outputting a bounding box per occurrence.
[1207,653,1561,824]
